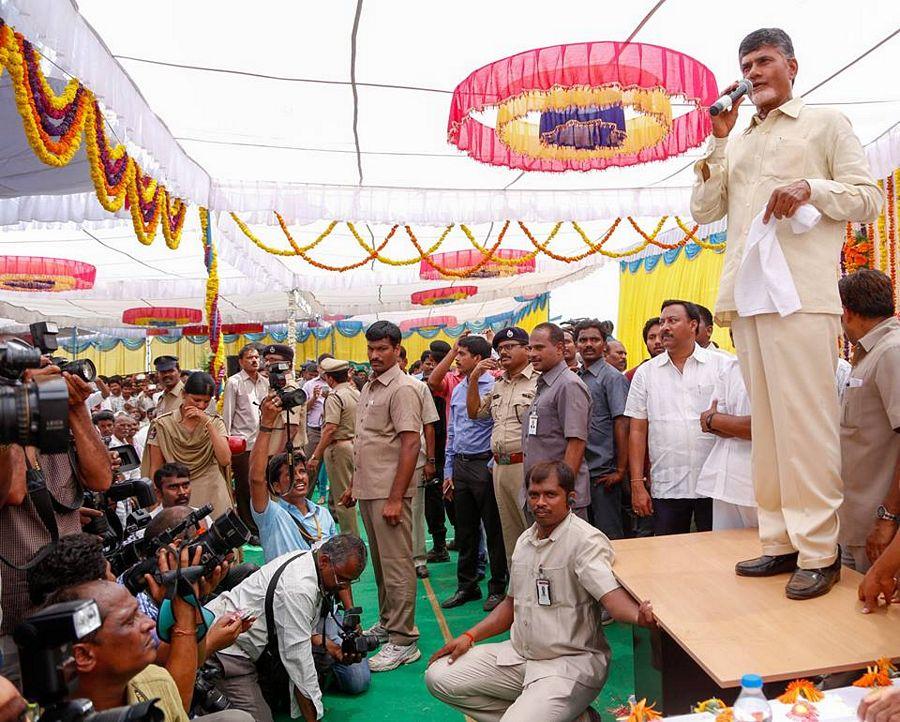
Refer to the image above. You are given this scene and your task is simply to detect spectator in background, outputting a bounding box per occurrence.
[837,269,900,573]
[93,409,116,445]
[605,339,628,372]
[302,353,334,461]
[106,375,126,414]
[696,304,716,348]
[562,327,581,372]
[626,317,665,382]
[146,371,233,517]
[625,300,727,535]
[223,342,269,534]
[523,323,593,521]
[576,320,630,541]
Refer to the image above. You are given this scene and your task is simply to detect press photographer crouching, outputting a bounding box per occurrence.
[34,579,251,722]
[206,535,371,722]
[0,339,112,684]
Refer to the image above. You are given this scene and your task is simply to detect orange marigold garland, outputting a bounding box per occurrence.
[778,680,824,704]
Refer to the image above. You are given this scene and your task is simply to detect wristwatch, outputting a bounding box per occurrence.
[876,505,898,523]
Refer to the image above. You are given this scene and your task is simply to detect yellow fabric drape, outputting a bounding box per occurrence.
[57,300,550,377]
[617,248,733,366]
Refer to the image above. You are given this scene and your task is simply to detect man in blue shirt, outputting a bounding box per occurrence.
[441,335,508,612]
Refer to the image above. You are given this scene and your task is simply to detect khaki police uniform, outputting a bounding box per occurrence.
[411,377,440,566]
[354,363,424,645]
[477,364,538,566]
[426,512,620,721]
[154,380,184,417]
[322,380,361,537]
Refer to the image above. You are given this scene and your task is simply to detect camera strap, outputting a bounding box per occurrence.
[263,551,307,656]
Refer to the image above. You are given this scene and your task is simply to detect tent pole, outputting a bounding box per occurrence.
[287,289,299,372]
[145,335,152,373]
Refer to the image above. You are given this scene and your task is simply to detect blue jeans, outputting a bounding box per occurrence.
[324,611,371,695]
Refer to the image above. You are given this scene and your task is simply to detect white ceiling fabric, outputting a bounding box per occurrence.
[0,0,897,328]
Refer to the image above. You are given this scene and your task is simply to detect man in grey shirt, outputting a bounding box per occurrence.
[522,323,592,520]
[576,320,631,539]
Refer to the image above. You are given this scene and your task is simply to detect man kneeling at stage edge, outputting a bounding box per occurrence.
[425,460,656,722]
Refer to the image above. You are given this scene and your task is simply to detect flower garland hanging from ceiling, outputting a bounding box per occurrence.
[0,19,187,248]
[448,41,718,172]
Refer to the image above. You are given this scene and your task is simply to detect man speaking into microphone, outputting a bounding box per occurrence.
[691,28,882,599]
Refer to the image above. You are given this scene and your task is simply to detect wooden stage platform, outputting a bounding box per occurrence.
[611,529,900,714]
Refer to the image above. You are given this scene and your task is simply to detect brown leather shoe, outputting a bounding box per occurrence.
[785,554,841,600]
[735,552,799,577]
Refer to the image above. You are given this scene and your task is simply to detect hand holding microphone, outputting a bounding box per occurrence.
[709,79,752,138]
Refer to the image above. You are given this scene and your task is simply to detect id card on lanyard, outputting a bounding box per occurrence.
[536,565,552,606]
[528,410,538,436]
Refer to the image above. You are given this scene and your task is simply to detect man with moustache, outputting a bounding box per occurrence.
[467,326,537,568]
[625,300,728,535]
[691,28,882,598]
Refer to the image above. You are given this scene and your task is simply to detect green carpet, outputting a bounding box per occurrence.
[244,525,635,721]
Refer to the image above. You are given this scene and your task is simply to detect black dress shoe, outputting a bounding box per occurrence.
[735,552,799,577]
[447,539,458,551]
[483,593,506,612]
[441,587,482,609]
[416,564,430,579]
[785,554,841,600]
[427,547,450,563]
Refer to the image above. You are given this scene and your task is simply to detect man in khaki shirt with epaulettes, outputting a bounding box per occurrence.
[691,28,882,600]
[341,321,424,673]
[467,326,537,567]
[308,357,360,537]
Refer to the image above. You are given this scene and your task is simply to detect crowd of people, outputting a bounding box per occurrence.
[1,26,899,722]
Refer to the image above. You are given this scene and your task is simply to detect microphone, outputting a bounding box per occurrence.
[709,79,753,117]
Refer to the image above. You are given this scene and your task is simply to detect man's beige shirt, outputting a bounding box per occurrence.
[322,381,360,441]
[691,97,882,324]
[839,317,900,546]
[477,363,538,456]
[411,376,440,468]
[503,512,621,687]
[154,380,184,417]
[353,363,424,499]
[222,369,269,449]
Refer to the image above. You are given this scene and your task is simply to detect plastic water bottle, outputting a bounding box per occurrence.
[732,674,773,722]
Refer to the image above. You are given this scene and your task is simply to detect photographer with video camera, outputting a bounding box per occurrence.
[261,344,308,457]
[42,579,252,722]
[0,340,112,684]
[206,535,370,722]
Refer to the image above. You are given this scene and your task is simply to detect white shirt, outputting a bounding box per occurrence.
[302,377,329,429]
[696,357,754,507]
[222,370,269,449]
[835,357,852,403]
[107,394,126,414]
[207,552,324,720]
[133,425,150,461]
[624,343,729,499]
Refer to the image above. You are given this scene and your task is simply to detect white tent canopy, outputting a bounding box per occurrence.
[0,0,898,328]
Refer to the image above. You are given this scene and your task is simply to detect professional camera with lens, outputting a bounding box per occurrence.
[84,476,157,555]
[30,321,96,383]
[121,507,249,594]
[267,361,307,411]
[14,600,163,722]
[0,338,70,453]
[191,662,231,717]
[337,606,380,656]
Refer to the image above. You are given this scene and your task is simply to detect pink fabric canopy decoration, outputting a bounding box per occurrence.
[0,256,96,291]
[122,306,203,327]
[399,316,458,332]
[448,41,718,172]
[411,285,478,306]
[419,249,535,280]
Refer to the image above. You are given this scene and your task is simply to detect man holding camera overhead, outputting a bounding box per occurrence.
[262,344,309,457]
[0,356,112,684]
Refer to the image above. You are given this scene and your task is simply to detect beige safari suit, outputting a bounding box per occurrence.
[354,363,424,645]
[477,364,538,566]
[322,381,360,537]
[426,513,620,721]
[691,97,882,568]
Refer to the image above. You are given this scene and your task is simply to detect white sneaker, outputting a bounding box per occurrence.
[368,642,421,672]
[364,623,389,644]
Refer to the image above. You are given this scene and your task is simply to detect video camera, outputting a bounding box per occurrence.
[30,321,96,383]
[337,606,380,656]
[0,338,70,453]
[84,474,157,556]
[121,507,250,594]
[14,599,163,722]
[267,361,307,411]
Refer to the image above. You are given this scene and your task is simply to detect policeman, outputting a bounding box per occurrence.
[262,344,308,456]
[152,355,183,416]
[308,357,360,536]
[466,325,537,567]
[426,460,656,722]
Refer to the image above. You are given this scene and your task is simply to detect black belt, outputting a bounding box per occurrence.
[456,451,492,462]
